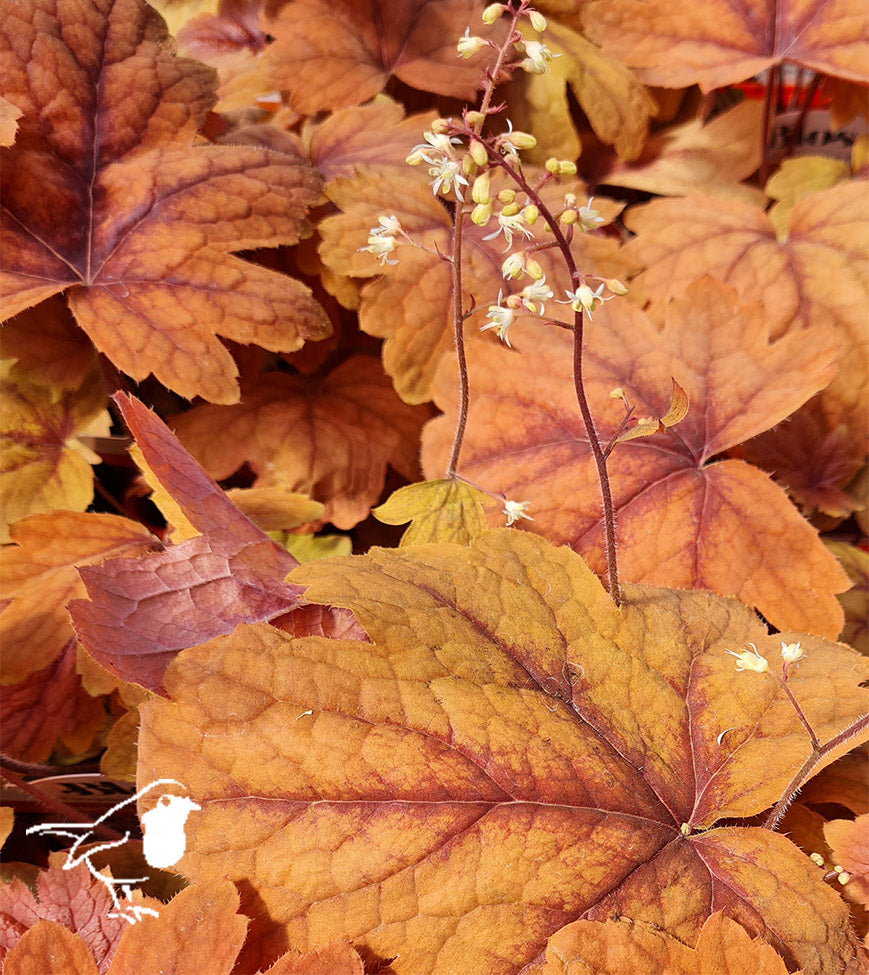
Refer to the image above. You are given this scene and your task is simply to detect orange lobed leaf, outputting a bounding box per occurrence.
[621,182,869,443]
[70,394,303,692]
[170,357,429,529]
[543,911,797,974]
[0,363,108,542]
[373,479,490,546]
[583,0,869,92]
[137,530,867,973]
[422,277,849,637]
[262,0,501,114]
[0,0,330,404]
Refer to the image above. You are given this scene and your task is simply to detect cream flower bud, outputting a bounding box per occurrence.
[545,157,560,174]
[501,252,525,279]
[605,278,628,296]
[508,130,537,149]
[431,117,451,135]
[563,193,577,207]
[482,2,505,24]
[557,160,577,175]
[522,205,539,224]
[498,189,516,204]
[405,147,426,166]
[471,201,493,225]
[500,201,521,217]
[560,209,577,225]
[462,154,477,176]
[457,29,487,58]
[528,9,547,31]
[469,140,488,167]
[525,259,543,279]
[472,172,491,204]
[466,110,485,127]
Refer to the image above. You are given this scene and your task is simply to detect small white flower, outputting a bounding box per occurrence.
[494,119,537,158]
[520,39,559,74]
[577,196,605,230]
[359,233,398,265]
[518,275,553,314]
[481,298,517,346]
[503,499,534,526]
[483,210,533,250]
[724,643,770,674]
[428,156,469,200]
[370,214,403,237]
[562,282,611,321]
[501,252,526,279]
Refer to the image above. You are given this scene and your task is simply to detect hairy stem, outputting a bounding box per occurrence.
[764,712,869,830]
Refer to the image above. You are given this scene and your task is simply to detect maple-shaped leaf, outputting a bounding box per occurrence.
[583,0,869,92]
[621,181,869,443]
[0,0,330,404]
[262,0,501,114]
[373,479,490,545]
[543,912,797,974]
[601,100,765,204]
[319,167,628,403]
[0,362,108,542]
[422,278,849,637]
[137,530,867,974]
[70,394,302,692]
[170,357,429,529]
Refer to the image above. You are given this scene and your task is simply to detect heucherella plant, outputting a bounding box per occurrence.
[359,0,665,601]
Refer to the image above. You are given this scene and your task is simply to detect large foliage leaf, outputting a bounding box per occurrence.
[0,0,330,403]
[621,182,869,443]
[422,278,848,637]
[583,0,869,92]
[262,0,501,114]
[138,530,867,974]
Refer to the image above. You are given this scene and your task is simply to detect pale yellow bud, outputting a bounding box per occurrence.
[500,202,521,217]
[466,110,485,127]
[560,209,577,225]
[557,160,577,175]
[431,117,451,135]
[605,278,628,296]
[610,387,625,399]
[498,189,516,204]
[469,140,488,167]
[457,31,487,58]
[482,2,505,24]
[528,9,547,32]
[809,853,825,866]
[780,641,805,664]
[471,202,493,225]
[526,259,544,279]
[522,205,539,224]
[838,872,851,885]
[472,172,491,204]
[405,147,426,166]
[462,154,477,176]
[509,131,537,150]
[563,193,577,207]
[545,157,560,174]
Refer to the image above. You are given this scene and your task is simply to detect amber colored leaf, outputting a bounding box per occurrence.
[543,911,796,974]
[262,0,500,114]
[621,182,869,443]
[826,815,869,909]
[0,807,13,849]
[0,637,106,763]
[70,394,302,692]
[601,100,765,204]
[0,512,156,685]
[3,921,99,975]
[612,378,689,445]
[100,707,140,782]
[583,0,869,92]
[137,531,866,974]
[171,358,429,529]
[263,943,365,975]
[1,295,98,391]
[801,749,869,815]
[106,881,246,975]
[0,364,108,542]
[423,278,848,636]
[319,167,627,402]
[373,479,490,545]
[822,77,869,129]
[0,0,330,404]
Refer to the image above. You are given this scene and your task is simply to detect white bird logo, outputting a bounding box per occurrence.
[26,778,201,924]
